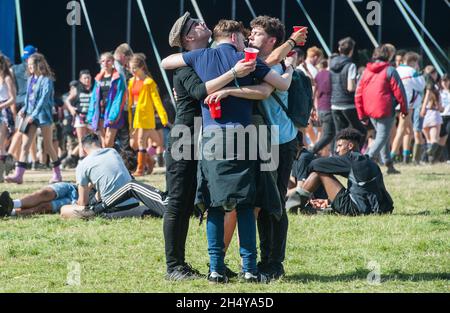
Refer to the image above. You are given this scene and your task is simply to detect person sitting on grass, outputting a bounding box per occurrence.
[286,128,394,215]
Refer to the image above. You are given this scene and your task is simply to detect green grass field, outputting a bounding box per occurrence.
[0,164,449,293]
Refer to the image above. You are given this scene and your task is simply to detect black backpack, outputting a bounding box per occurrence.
[272,66,314,129]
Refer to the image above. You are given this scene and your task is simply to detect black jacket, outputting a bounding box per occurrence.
[308,151,394,214]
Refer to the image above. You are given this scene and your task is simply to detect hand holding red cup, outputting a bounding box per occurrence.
[208,100,222,119]
[244,48,259,62]
[292,26,308,46]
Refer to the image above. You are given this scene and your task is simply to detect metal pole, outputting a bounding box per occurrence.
[400,0,449,64]
[329,0,335,52]
[126,0,132,44]
[420,0,425,56]
[394,0,444,76]
[281,0,286,24]
[244,0,257,19]
[346,0,379,47]
[72,24,76,81]
[80,0,100,59]
[295,0,332,56]
[179,0,184,16]
[377,0,383,44]
[15,0,24,57]
[232,0,236,20]
[190,0,206,22]
[136,0,176,106]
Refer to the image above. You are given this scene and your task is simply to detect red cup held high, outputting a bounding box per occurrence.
[208,100,222,119]
[244,47,259,62]
[293,26,307,46]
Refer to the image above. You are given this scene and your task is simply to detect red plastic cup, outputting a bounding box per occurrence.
[208,100,222,119]
[293,26,307,46]
[287,50,296,57]
[244,47,259,62]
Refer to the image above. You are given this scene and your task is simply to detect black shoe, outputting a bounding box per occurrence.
[207,271,229,284]
[299,204,318,215]
[0,191,14,217]
[166,263,202,281]
[241,272,270,284]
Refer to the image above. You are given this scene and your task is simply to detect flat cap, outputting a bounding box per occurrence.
[169,12,196,48]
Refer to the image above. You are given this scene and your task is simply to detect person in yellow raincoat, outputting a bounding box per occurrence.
[128,53,168,176]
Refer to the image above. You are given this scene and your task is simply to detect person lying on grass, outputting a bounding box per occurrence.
[0,134,166,219]
[286,128,394,215]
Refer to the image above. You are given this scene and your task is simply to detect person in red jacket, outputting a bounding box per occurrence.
[355,45,407,174]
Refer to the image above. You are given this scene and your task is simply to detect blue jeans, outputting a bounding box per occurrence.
[48,182,78,213]
[207,207,257,274]
[367,116,395,164]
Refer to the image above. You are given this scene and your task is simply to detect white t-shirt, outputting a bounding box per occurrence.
[441,90,450,116]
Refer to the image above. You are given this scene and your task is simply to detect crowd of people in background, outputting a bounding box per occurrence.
[0,12,449,285]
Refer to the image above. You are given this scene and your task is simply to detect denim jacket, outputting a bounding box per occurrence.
[22,76,55,126]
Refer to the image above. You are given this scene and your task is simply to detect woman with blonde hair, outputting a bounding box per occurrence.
[128,53,168,176]
[87,52,127,147]
[0,54,16,182]
[6,53,62,184]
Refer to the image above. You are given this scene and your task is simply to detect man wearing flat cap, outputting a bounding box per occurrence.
[162,12,257,282]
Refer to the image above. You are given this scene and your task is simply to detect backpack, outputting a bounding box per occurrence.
[272,66,314,129]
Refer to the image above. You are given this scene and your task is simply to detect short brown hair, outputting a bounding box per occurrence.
[318,59,328,69]
[372,46,390,62]
[213,20,246,41]
[382,43,396,61]
[307,46,323,59]
[250,15,285,48]
[114,43,133,58]
[338,37,355,56]
[403,52,420,66]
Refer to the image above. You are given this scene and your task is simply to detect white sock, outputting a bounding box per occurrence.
[10,209,16,216]
[13,199,22,208]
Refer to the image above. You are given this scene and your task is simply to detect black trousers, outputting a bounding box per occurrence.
[332,108,367,142]
[95,180,167,218]
[313,110,335,154]
[257,138,297,266]
[163,145,198,271]
[115,111,131,150]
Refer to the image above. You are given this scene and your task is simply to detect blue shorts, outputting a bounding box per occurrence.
[48,182,78,213]
[413,107,424,132]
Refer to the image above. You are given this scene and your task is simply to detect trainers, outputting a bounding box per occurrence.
[166,263,202,281]
[0,191,14,217]
[207,271,229,284]
[241,272,270,284]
